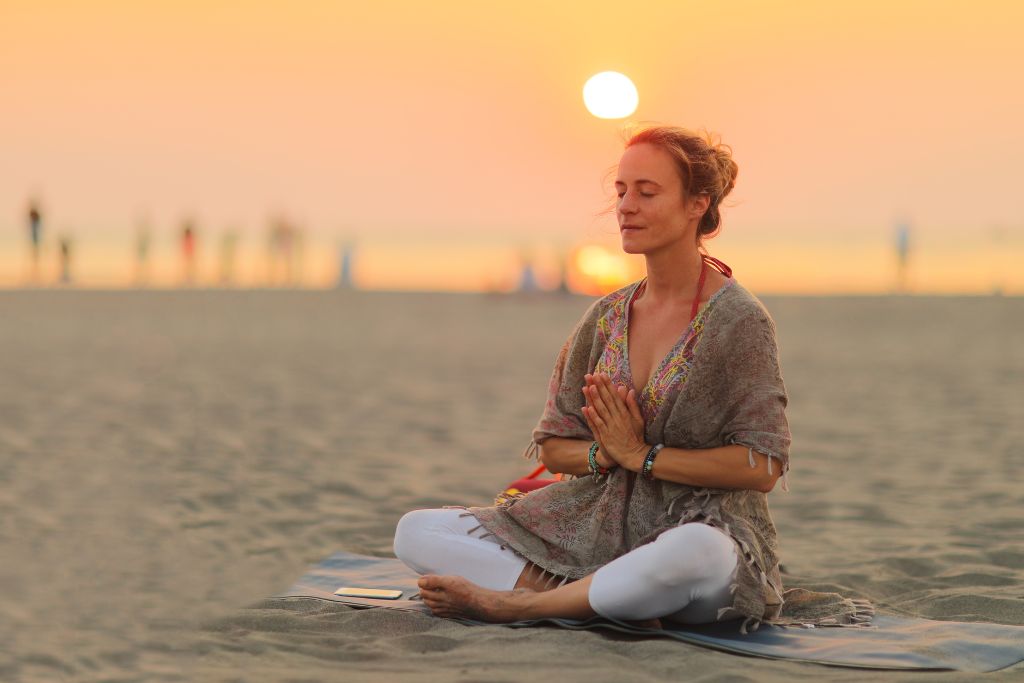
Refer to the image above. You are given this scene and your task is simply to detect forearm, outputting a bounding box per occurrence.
[540,436,781,493]
[627,443,781,493]
[537,437,599,477]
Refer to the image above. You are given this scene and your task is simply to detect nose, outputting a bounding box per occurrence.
[618,190,639,215]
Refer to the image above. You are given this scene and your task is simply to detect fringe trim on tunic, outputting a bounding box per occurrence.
[443,505,519,552]
[656,491,875,633]
[442,505,578,587]
[522,440,540,461]
[452,495,873,631]
[718,599,875,634]
[452,482,870,631]
[733,440,790,492]
[772,597,876,631]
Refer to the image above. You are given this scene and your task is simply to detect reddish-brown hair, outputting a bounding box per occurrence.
[617,125,739,241]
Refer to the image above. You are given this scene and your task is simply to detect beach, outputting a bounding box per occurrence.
[1,289,1022,682]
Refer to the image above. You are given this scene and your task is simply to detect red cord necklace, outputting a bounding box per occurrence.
[634,254,729,324]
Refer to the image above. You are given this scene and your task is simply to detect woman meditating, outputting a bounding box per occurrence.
[393,126,872,632]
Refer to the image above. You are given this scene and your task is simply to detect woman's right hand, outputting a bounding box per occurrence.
[584,373,645,442]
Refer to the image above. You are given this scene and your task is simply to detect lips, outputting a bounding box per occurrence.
[620,225,644,231]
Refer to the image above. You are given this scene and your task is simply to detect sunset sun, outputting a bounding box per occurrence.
[583,71,638,119]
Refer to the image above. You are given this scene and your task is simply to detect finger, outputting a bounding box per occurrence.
[587,384,613,420]
[583,404,608,434]
[618,384,638,412]
[613,383,632,424]
[584,386,600,418]
[582,409,607,450]
[581,405,597,435]
[594,375,624,417]
[626,389,644,422]
[601,374,627,406]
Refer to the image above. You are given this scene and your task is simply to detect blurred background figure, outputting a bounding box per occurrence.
[266,216,304,287]
[555,250,571,294]
[219,229,239,287]
[27,198,43,284]
[291,225,306,286]
[181,219,197,286]
[516,249,538,293]
[134,217,152,287]
[337,240,355,290]
[894,220,911,293]
[57,234,73,285]
[990,225,1007,296]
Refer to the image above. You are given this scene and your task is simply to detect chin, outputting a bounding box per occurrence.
[619,238,648,255]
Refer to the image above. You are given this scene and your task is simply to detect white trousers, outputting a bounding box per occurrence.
[393,508,737,624]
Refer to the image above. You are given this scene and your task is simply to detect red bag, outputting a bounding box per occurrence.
[496,464,563,504]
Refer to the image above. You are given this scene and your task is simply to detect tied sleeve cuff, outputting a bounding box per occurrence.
[738,442,790,493]
[522,440,541,461]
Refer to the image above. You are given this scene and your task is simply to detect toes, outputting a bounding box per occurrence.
[419,574,466,592]
[418,575,445,590]
[421,597,461,619]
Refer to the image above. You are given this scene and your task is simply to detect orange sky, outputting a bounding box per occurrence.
[1,0,1022,293]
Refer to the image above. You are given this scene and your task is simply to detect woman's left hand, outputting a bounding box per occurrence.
[581,373,648,471]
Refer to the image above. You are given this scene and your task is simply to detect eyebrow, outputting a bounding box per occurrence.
[614,179,662,187]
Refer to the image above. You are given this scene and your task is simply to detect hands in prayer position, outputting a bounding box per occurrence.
[581,373,649,472]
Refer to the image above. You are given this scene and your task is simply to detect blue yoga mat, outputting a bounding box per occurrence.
[275,550,1024,673]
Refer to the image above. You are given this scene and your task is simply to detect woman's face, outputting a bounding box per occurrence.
[615,143,705,255]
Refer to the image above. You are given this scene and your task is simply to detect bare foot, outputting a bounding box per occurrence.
[417,575,532,622]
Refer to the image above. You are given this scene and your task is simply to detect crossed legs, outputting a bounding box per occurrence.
[393,508,737,624]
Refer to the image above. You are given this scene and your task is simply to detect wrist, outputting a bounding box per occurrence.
[587,442,613,475]
[626,442,650,472]
[640,443,665,479]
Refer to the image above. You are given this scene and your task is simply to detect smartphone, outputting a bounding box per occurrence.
[334,586,404,600]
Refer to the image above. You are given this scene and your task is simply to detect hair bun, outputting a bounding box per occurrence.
[708,142,738,199]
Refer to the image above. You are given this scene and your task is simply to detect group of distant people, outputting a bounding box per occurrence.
[20,200,308,287]
[25,200,72,285]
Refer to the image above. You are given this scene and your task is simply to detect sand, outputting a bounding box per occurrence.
[0,289,1021,682]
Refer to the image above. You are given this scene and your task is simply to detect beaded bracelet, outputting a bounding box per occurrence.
[587,441,611,475]
[641,443,664,479]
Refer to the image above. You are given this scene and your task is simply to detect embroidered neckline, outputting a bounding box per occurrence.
[622,276,736,397]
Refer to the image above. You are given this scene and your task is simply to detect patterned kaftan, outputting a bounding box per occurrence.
[458,277,872,631]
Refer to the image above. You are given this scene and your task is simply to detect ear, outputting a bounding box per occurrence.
[688,194,710,219]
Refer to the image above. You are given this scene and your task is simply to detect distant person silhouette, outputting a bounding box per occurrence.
[219,230,238,286]
[266,219,286,286]
[27,200,42,283]
[337,241,355,289]
[517,254,538,293]
[266,217,302,286]
[895,222,911,292]
[58,236,72,285]
[181,221,197,286]
[135,220,152,286]
[556,251,571,294]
